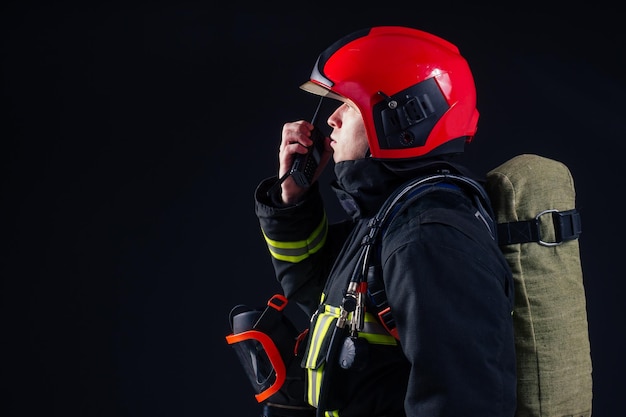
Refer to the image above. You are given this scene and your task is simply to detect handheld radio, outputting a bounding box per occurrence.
[288,97,325,188]
[268,98,326,196]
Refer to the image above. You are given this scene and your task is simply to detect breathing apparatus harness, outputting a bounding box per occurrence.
[343,170,496,341]
[226,172,495,416]
[310,171,497,416]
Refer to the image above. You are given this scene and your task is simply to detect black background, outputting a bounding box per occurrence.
[3,5,624,417]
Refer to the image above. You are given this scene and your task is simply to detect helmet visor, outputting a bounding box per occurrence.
[300,81,346,102]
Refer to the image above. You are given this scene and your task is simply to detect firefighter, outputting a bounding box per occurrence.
[253,26,516,417]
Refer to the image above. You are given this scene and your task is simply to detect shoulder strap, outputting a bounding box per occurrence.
[359,171,496,339]
[366,171,495,244]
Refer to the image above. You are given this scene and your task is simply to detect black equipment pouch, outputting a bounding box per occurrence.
[226,294,314,416]
[299,304,352,415]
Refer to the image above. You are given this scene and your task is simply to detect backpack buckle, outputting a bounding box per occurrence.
[536,209,582,247]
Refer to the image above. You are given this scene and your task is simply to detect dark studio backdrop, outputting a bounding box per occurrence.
[2,5,624,417]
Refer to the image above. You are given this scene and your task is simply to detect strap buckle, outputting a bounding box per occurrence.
[497,208,582,246]
[535,208,582,247]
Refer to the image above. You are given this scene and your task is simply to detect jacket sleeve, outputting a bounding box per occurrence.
[254,177,336,316]
[380,202,517,416]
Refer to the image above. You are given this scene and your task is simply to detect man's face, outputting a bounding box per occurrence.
[327,101,369,163]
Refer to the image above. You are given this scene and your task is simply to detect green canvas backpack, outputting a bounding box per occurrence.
[486,154,592,417]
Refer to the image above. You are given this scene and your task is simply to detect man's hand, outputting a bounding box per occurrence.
[278,121,332,204]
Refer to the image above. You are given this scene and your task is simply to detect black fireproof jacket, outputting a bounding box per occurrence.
[254,157,517,417]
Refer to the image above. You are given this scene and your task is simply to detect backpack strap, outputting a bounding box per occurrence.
[496,208,581,247]
[361,172,496,339]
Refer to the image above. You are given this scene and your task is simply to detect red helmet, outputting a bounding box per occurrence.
[300,26,479,160]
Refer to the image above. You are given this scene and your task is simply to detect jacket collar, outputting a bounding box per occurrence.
[330,156,477,220]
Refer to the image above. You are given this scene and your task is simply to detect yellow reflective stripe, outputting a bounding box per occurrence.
[305,305,341,407]
[319,292,326,304]
[262,213,328,263]
[358,313,398,346]
[306,366,323,406]
[305,306,340,368]
[325,304,341,315]
[306,366,340,415]
[359,332,398,345]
